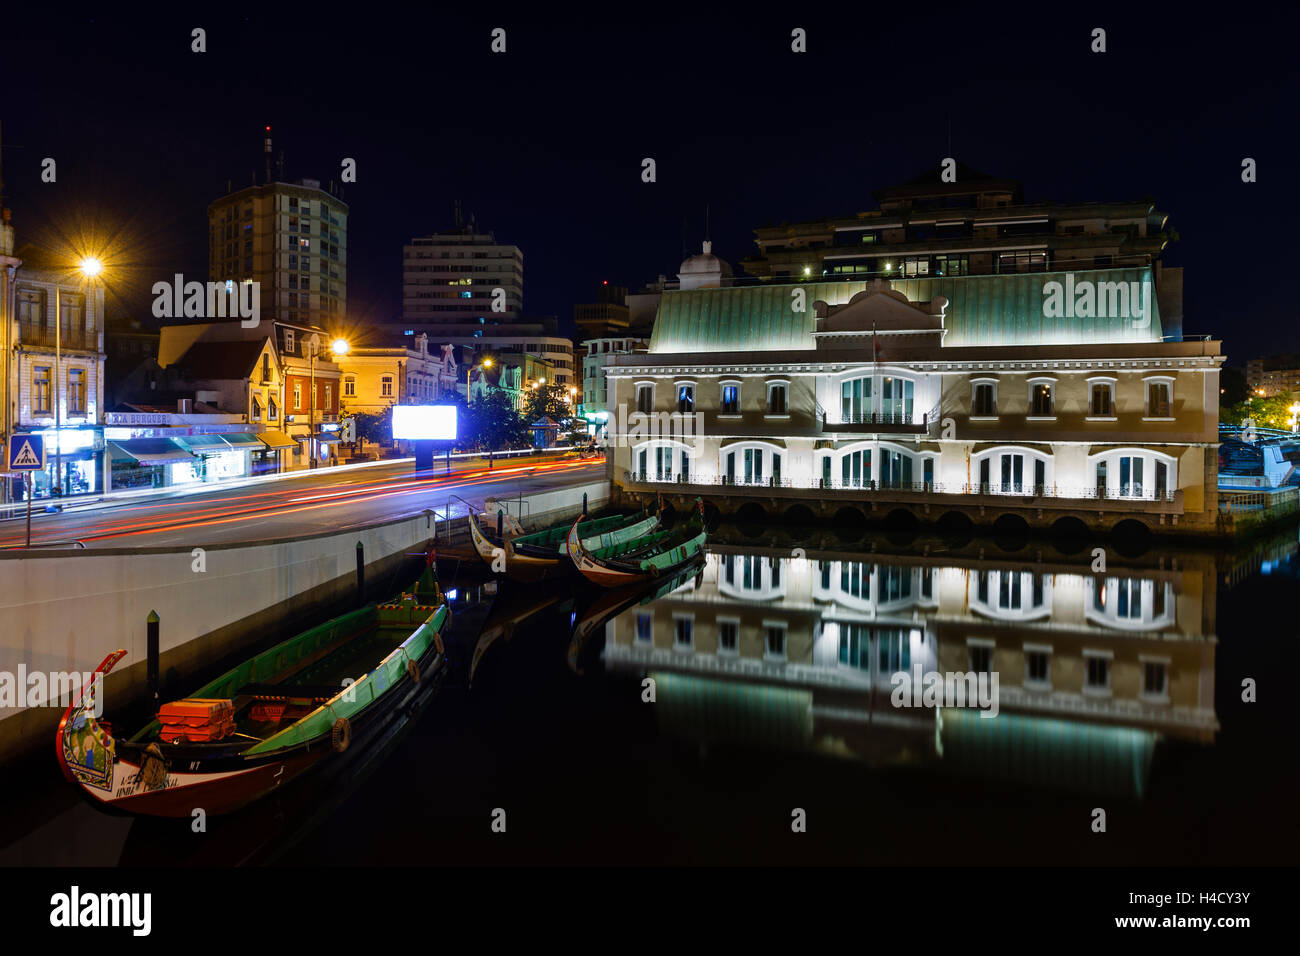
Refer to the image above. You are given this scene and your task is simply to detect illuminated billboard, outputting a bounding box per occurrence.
[391,404,457,441]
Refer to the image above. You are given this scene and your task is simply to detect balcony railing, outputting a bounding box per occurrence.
[19,324,98,351]
[820,400,942,435]
[623,471,1178,503]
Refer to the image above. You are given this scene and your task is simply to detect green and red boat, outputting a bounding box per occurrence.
[56,558,452,818]
[566,498,708,588]
[468,502,660,582]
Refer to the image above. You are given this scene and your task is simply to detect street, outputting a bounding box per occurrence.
[0,458,604,550]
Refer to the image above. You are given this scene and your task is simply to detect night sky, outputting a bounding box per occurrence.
[2,6,1293,361]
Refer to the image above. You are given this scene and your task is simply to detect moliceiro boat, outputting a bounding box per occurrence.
[566,498,708,588]
[468,499,659,582]
[56,558,452,817]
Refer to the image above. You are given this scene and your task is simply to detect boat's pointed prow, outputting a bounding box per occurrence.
[56,649,127,787]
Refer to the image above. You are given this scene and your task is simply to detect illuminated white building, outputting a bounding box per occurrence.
[608,249,1223,536]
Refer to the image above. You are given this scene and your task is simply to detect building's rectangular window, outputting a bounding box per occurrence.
[269,394,278,420]
[381,376,394,398]
[879,629,910,674]
[720,384,740,415]
[841,377,872,422]
[67,368,86,414]
[1086,654,1111,692]
[767,383,788,415]
[34,366,52,413]
[765,624,787,660]
[1143,660,1168,699]
[293,382,303,411]
[718,620,738,655]
[344,376,356,397]
[972,382,996,416]
[324,385,332,411]
[1119,456,1145,498]
[1090,383,1113,416]
[636,384,653,414]
[676,384,694,413]
[285,329,295,353]
[1147,382,1172,417]
[635,612,652,643]
[1030,382,1054,416]
[969,643,993,675]
[1026,649,1051,686]
[674,617,693,650]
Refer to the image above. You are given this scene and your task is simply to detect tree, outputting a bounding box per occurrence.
[346,406,393,446]
[1222,392,1296,430]
[466,388,528,450]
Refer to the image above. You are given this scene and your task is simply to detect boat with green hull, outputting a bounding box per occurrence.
[567,499,708,588]
[56,557,452,818]
[468,502,659,581]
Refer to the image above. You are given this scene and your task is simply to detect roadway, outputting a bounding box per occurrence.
[0,457,605,550]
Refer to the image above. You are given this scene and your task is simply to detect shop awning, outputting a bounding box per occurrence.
[316,434,342,444]
[257,430,299,450]
[109,439,195,465]
[220,433,265,448]
[177,435,233,453]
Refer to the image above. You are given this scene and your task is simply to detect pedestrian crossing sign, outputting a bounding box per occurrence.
[8,434,45,471]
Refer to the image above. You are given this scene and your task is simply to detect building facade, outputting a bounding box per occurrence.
[207,178,348,327]
[338,333,459,414]
[6,255,107,499]
[607,264,1222,537]
[740,165,1182,338]
[1245,355,1300,397]
[402,229,523,328]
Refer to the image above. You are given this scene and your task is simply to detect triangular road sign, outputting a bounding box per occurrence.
[10,439,42,468]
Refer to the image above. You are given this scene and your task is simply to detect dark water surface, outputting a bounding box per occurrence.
[2,522,1297,866]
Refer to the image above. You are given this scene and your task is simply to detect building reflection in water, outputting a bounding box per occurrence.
[592,543,1223,800]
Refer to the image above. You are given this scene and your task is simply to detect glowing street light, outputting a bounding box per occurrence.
[330,337,350,357]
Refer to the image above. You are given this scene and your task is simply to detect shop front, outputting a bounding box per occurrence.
[9,427,104,501]
[254,429,298,474]
[176,434,248,482]
[107,438,197,490]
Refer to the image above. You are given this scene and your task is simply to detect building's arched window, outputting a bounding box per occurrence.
[1088,448,1177,500]
[722,442,783,487]
[972,446,1053,495]
[1085,576,1175,630]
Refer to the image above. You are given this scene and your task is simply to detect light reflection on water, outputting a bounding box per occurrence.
[568,526,1299,802]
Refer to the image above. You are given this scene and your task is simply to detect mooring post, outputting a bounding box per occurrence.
[146,610,160,706]
[355,541,365,605]
[497,509,504,537]
[582,492,588,517]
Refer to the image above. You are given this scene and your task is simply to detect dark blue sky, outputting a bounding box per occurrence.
[3,5,1293,363]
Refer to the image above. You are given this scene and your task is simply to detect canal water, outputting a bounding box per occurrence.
[2,521,1297,866]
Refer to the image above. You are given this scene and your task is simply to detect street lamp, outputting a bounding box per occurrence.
[305,334,347,469]
[1290,402,1299,434]
[53,257,104,497]
[466,357,493,403]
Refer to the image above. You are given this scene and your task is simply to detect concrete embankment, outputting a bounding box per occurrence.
[0,479,608,764]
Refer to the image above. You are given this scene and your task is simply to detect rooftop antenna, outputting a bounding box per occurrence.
[263,125,272,184]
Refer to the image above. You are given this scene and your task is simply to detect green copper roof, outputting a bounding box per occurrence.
[649,266,1163,353]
